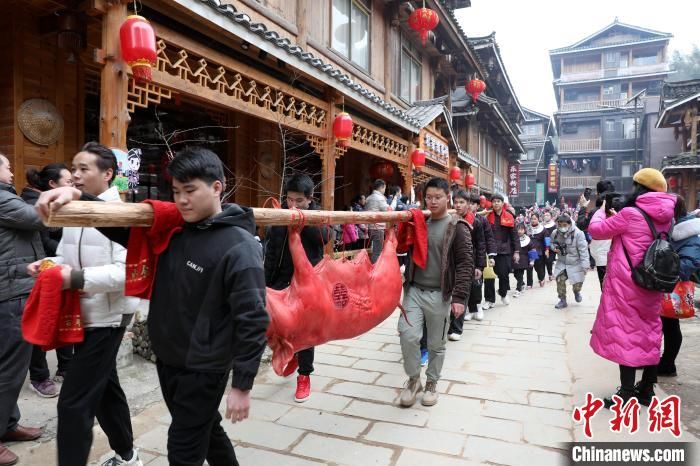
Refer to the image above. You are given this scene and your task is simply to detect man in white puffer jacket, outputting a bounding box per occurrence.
[28,142,141,466]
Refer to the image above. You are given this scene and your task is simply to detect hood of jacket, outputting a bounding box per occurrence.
[20,187,40,203]
[188,203,256,235]
[635,192,676,226]
[0,181,17,195]
[672,214,700,242]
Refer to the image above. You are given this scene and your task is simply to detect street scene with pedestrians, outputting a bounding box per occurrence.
[1,0,699,465]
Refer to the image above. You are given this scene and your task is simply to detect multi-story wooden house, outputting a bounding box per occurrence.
[549,19,672,204]
[1,0,496,211]
[512,108,557,207]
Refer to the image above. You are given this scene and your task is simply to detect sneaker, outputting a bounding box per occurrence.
[526,286,533,290]
[603,387,636,410]
[475,309,484,321]
[554,299,568,309]
[101,449,143,466]
[53,371,66,384]
[421,380,439,406]
[512,290,521,298]
[294,375,311,403]
[464,312,473,321]
[575,292,583,303]
[501,296,510,306]
[481,301,494,310]
[420,349,429,367]
[30,379,58,398]
[400,377,423,407]
[448,333,461,341]
[539,280,545,287]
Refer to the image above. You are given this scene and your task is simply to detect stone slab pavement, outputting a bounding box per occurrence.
[8,274,698,465]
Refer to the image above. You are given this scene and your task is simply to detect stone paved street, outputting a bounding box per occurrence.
[9,275,699,465]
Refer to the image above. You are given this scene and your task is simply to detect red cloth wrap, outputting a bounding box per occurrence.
[487,210,515,228]
[396,208,428,269]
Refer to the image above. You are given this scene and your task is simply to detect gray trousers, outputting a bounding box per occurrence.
[398,287,450,382]
[369,229,385,264]
[0,297,32,437]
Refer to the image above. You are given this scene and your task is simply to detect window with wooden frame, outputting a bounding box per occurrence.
[331,0,371,71]
[395,35,422,104]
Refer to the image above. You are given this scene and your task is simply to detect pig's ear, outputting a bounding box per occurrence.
[269,336,296,377]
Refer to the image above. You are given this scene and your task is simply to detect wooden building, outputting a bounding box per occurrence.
[656,79,700,210]
[513,108,557,207]
[1,0,496,211]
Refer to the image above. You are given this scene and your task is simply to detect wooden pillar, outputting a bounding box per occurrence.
[404,140,414,195]
[296,0,308,49]
[99,2,129,149]
[321,92,338,212]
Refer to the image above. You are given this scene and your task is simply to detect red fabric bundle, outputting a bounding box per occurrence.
[396,208,428,269]
[487,210,515,228]
[22,267,83,351]
[125,200,183,299]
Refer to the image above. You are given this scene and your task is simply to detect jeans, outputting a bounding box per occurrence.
[398,287,450,382]
[0,298,32,438]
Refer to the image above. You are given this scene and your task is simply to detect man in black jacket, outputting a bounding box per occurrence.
[264,174,330,403]
[0,153,44,466]
[483,194,519,308]
[36,148,269,466]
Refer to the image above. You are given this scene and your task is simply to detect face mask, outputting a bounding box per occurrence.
[558,226,570,233]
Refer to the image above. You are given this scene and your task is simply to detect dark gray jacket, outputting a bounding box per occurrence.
[0,182,45,302]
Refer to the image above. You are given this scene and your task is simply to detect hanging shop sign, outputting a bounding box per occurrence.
[422,132,449,167]
[507,163,520,197]
[548,162,559,194]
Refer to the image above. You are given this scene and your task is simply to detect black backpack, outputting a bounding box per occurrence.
[621,207,680,293]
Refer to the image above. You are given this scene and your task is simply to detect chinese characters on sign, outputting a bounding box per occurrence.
[548,162,558,194]
[572,392,682,438]
[508,163,519,197]
[422,133,449,167]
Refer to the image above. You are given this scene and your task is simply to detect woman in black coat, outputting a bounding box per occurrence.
[528,213,547,288]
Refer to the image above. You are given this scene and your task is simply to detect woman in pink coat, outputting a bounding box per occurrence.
[588,168,676,409]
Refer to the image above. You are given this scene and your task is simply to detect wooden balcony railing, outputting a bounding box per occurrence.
[559,99,635,113]
[560,63,669,82]
[560,176,601,190]
[559,138,601,153]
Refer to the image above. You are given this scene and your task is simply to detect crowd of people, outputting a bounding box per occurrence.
[0,143,698,465]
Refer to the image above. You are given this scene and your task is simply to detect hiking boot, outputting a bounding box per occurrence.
[575,292,583,303]
[400,377,423,407]
[603,387,636,409]
[0,444,18,466]
[30,379,58,398]
[448,333,461,341]
[421,380,439,406]
[554,299,568,309]
[475,309,484,321]
[101,449,143,466]
[294,375,311,403]
[420,349,429,367]
[634,381,655,407]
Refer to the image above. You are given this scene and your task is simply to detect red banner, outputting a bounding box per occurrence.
[508,163,519,197]
[548,163,559,194]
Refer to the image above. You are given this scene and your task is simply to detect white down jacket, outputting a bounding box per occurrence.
[48,187,139,328]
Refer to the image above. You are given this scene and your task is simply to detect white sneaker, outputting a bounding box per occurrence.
[101,449,143,466]
[475,309,484,321]
[482,301,493,310]
[512,291,521,298]
[501,296,510,306]
[464,312,473,321]
[448,333,462,341]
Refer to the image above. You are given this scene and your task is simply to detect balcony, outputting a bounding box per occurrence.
[559,63,670,83]
[560,176,601,190]
[603,138,639,151]
[559,98,635,113]
[559,138,601,153]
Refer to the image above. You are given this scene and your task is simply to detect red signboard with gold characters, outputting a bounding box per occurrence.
[548,163,559,194]
[507,163,519,197]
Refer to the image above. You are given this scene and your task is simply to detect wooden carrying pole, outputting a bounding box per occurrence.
[46,201,431,228]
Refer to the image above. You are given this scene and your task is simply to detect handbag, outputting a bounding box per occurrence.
[660,281,696,319]
[483,264,497,280]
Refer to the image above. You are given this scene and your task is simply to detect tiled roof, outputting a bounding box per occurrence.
[198,0,422,128]
[550,19,672,54]
[405,96,449,127]
[661,79,700,101]
[661,153,700,169]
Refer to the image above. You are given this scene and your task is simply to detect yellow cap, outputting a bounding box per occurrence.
[632,168,667,193]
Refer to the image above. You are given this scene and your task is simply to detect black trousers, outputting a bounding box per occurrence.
[596,266,607,290]
[659,317,682,372]
[449,281,483,335]
[156,362,237,466]
[484,254,512,300]
[297,347,315,376]
[545,253,555,277]
[29,344,73,382]
[57,327,133,466]
[527,258,546,286]
[420,322,427,352]
[619,364,657,390]
[0,298,32,438]
[514,269,526,291]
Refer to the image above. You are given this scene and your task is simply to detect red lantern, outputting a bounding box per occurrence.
[370,162,395,181]
[466,78,486,104]
[449,166,461,182]
[333,112,354,148]
[411,149,426,170]
[408,7,439,45]
[465,172,475,189]
[120,15,157,83]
